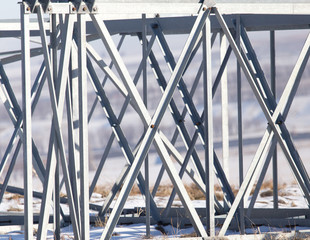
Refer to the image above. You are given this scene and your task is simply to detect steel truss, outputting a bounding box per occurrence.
[0,0,308,239]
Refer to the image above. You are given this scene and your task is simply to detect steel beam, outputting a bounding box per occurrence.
[21,3,33,240]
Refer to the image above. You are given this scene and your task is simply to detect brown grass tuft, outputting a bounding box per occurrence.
[250,181,288,196]
[60,192,67,198]
[93,185,111,198]
[7,206,23,212]
[278,199,286,205]
[180,232,198,238]
[185,183,205,200]
[130,184,141,196]
[215,192,224,201]
[6,194,23,201]
[260,189,274,198]
[152,184,173,197]
[261,180,274,190]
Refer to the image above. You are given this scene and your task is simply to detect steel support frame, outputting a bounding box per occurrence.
[90,8,211,239]
[11,1,310,239]
[214,8,310,236]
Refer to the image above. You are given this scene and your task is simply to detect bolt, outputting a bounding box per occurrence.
[26,7,31,11]
[83,6,87,11]
[93,6,97,12]
[196,122,201,126]
[202,7,207,11]
[72,7,76,11]
[48,7,52,12]
[150,124,155,129]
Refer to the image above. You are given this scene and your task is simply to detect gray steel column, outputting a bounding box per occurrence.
[203,14,215,236]
[142,13,151,238]
[21,3,33,240]
[220,31,229,181]
[78,13,90,239]
[69,42,82,229]
[236,15,245,235]
[270,30,278,209]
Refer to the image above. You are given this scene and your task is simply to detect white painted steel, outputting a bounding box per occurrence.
[21,3,33,240]
[203,15,215,236]
[78,13,90,240]
[9,1,310,239]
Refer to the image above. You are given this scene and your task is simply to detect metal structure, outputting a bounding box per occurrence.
[0,0,309,239]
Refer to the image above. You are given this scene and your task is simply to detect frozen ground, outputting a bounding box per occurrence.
[0,184,309,239]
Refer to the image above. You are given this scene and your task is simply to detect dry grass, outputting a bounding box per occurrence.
[250,180,288,196]
[60,192,67,198]
[93,185,111,198]
[93,184,143,198]
[94,216,111,228]
[153,184,173,197]
[92,181,291,201]
[180,232,198,238]
[184,183,205,200]
[130,184,142,196]
[5,194,23,201]
[260,189,274,197]
[7,206,23,212]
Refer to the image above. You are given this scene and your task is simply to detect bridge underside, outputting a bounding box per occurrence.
[0,1,310,239]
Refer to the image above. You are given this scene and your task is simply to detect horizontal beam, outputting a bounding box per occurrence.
[217,3,310,15]
[22,1,310,15]
[96,14,310,36]
[1,14,310,39]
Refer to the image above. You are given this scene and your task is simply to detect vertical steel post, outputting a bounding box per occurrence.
[70,41,82,228]
[220,31,229,181]
[21,3,33,240]
[236,15,245,234]
[203,13,215,237]
[270,30,278,209]
[78,13,90,240]
[142,13,151,238]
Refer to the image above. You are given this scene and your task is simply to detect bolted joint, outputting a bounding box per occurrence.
[276,116,285,125]
[276,120,284,125]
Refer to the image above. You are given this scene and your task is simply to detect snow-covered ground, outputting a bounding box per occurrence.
[0,183,309,239]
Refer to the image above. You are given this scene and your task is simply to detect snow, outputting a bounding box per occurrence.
[0,183,308,239]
